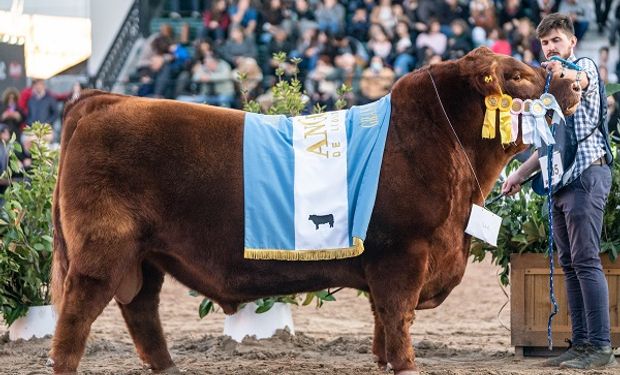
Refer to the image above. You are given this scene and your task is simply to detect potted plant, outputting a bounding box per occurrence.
[471,144,620,355]
[0,122,59,340]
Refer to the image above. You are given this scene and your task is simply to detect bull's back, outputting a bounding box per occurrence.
[59,93,247,253]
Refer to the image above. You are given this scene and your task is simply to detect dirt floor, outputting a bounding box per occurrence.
[1,258,618,374]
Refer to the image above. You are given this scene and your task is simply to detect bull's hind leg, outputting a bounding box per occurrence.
[118,260,177,373]
[366,251,427,375]
[51,266,124,373]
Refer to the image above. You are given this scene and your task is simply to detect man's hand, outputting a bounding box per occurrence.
[541,60,564,77]
[502,171,525,196]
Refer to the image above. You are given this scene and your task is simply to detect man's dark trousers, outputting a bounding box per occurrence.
[552,163,612,348]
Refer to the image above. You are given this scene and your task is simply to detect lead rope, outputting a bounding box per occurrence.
[543,71,559,350]
[426,69,486,204]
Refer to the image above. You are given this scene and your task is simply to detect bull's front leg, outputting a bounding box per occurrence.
[366,251,427,375]
[369,295,387,369]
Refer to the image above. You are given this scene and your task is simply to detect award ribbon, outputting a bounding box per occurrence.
[540,93,564,125]
[498,94,513,144]
[532,99,555,147]
[521,99,535,145]
[510,98,524,143]
[483,94,500,139]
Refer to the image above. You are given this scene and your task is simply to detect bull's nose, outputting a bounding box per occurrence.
[571,81,581,93]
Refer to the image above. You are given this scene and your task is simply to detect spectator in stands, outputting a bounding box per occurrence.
[26,80,59,128]
[359,56,395,103]
[290,0,316,41]
[559,0,592,41]
[444,19,473,60]
[202,0,231,44]
[315,0,345,35]
[416,19,447,56]
[328,33,369,68]
[220,26,258,66]
[264,27,295,75]
[489,28,512,56]
[229,0,258,36]
[536,0,558,20]
[370,0,397,38]
[522,48,541,67]
[260,0,289,43]
[192,53,235,107]
[142,34,176,98]
[469,0,496,32]
[498,0,527,28]
[594,0,614,34]
[232,56,263,99]
[347,7,371,43]
[292,26,323,73]
[437,0,469,35]
[509,18,541,61]
[392,20,416,76]
[136,23,174,77]
[305,55,340,108]
[1,87,24,141]
[169,0,202,18]
[368,24,393,61]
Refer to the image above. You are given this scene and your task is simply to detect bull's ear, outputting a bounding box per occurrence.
[462,47,502,97]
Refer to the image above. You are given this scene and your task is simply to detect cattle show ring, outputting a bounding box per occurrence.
[1,2,620,375]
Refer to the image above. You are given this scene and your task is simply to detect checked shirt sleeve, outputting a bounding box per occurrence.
[564,57,607,185]
[573,58,600,139]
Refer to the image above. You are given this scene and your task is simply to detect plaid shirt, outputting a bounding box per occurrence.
[564,55,607,185]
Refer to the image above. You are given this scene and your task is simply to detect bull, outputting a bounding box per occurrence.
[49,47,580,374]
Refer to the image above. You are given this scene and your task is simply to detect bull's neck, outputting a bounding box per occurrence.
[389,66,513,204]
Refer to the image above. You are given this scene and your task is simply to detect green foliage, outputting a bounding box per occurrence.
[605,83,620,97]
[0,122,58,326]
[472,144,620,286]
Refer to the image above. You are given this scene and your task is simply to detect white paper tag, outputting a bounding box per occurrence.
[465,204,502,247]
[539,151,563,188]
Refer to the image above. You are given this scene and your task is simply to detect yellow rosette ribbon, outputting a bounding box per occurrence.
[483,94,500,139]
[498,94,513,144]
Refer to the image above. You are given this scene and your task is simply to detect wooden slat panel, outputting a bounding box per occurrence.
[511,254,620,349]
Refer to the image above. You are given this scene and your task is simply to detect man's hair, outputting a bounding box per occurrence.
[536,13,575,39]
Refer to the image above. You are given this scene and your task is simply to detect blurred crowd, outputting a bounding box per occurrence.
[130,0,620,112]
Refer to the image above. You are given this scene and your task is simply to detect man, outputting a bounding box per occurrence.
[26,80,59,127]
[502,13,616,369]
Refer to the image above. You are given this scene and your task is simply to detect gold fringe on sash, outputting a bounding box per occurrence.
[244,237,365,261]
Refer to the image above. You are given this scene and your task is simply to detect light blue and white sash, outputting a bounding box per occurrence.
[243,95,392,260]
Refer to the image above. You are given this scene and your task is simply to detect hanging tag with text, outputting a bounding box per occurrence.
[539,151,563,188]
[465,204,502,247]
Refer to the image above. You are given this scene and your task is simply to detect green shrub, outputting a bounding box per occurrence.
[0,122,58,326]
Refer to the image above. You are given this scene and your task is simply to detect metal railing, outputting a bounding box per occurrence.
[92,1,141,91]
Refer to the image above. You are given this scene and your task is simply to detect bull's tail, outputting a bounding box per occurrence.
[50,183,68,309]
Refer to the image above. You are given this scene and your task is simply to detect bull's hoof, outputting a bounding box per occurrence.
[387,363,419,375]
[45,358,55,367]
[153,365,183,374]
[373,355,388,370]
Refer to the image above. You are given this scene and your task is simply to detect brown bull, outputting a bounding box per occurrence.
[49,47,580,374]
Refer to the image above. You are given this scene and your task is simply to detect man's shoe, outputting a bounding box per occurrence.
[542,344,589,367]
[560,345,617,369]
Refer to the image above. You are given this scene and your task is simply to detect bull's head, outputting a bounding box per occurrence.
[461,47,581,116]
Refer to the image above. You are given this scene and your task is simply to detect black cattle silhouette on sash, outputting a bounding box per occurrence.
[308,214,334,230]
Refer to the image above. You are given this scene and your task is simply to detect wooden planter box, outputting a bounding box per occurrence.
[510,253,620,357]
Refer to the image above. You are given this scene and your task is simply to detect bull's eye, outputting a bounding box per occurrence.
[513,73,521,81]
